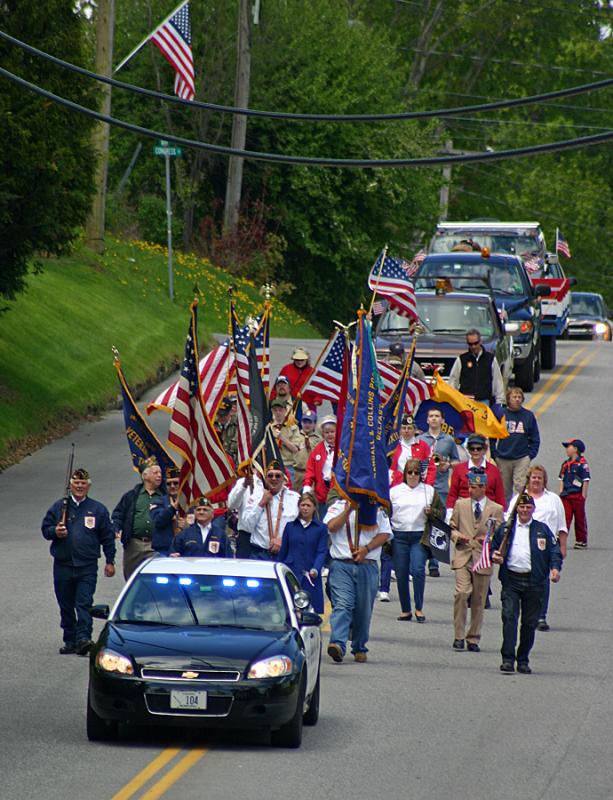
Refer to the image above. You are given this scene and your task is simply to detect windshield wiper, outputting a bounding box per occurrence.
[431,328,466,334]
[200,623,269,630]
[115,619,181,626]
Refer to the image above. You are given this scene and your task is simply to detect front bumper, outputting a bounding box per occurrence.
[512,340,533,364]
[89,668,302,730]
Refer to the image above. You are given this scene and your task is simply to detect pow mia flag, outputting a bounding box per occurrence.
[427,516,452,564]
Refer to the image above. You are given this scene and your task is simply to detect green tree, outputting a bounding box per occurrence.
[0,1,96,305]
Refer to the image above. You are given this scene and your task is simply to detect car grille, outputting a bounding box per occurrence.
[145,693,233,717]
[140,668,241,682]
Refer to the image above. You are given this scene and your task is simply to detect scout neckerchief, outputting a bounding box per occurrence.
[265,488,285,549]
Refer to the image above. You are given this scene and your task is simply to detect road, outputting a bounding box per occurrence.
[1,338,611,800]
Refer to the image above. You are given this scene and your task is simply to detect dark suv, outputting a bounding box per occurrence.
[413,253,550,392]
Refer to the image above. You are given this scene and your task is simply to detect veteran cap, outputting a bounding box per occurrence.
[468,469,487,487]
[166,466,180,480]
[196,497,212,507]
[139,455,159,474]
[71,468,90,481]
[401,414,415,426]
[517,492,535,506]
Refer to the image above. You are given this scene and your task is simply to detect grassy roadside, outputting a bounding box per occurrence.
[0,236,319,468]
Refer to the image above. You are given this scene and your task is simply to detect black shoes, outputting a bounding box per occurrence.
[59,642,77,655]
[452,639,465,650]
[537,619,550,632]
[397,613,412,621]
[429,568,440,578]
[75,639,94,657]
[484,597,492,609]
[467,642,480,652]
[415,613,426,624]
[517,662,532,674]
[327,643,344,663]
[500,661,514,673]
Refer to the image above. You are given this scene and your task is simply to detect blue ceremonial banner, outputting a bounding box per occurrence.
[334,312,390,528]
[114,357,177,475]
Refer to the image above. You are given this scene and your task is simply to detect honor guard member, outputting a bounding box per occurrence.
[302,415,337,518]
[41,468,116,655]
[448,329,505,406]
[324,498,392,663]
[220,396,239,465]
[383,342,427,381]
[559,438,590,549]
[112,456,173,580]
[151,466,187,540]
[492,387,540,502]
[491,494,562,674]
[449,471,503,651]
[228,472,264,558]
[242,461,300,559]
[170,498,229,557]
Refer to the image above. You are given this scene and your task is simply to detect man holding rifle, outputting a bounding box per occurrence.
[491,493,562,674]
[41,467,115,656]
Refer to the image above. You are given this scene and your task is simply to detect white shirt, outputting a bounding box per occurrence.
[472,498,485,517]
[322,445,334,482]
[197,522,212,544]
[396,438,419,473]
[227,478,264,529]
[390,483,434,531]
[242,488,300,549]
[507,521,532,572]
[508,490,566,541]
[324,501,392,561]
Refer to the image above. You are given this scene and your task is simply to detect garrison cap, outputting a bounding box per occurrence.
[401,414,415,426]
[71,468,90,481]
[468,469,487,487]
[166,466,180,480]
[517,493,535,507]
[266,460,284,473]
[139,455,159,474]
[196,497,211,507]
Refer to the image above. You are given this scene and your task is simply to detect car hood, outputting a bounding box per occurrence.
[104,623,295,670]
[569,315,601,323]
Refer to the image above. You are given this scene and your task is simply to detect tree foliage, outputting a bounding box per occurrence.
[0,0,97,304]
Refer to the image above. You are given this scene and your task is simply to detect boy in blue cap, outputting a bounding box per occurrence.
[558,439,590,549]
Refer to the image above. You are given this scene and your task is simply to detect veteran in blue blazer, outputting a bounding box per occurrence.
[277,493,329,613]
[171,498,229,558]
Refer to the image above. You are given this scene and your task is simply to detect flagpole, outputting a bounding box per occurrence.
[367,245,388,315]
[114,0,188,73]
[392,335,417,417]
[291,328,338,414]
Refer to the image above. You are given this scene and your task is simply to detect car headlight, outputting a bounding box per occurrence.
[504,321,519,333]
[247,656,293,679]
[95,649,135,675]
[594,322,608,335]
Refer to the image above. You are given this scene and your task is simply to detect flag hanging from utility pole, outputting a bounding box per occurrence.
[115,1,196,101]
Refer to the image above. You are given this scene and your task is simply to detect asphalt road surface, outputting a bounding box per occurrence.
[1,338,612,800]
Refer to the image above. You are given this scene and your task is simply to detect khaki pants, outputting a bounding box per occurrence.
[453,566,491,643]
[495,455,531,503]
[123,537,155,580]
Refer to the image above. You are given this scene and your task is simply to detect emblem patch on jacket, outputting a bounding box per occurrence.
[208,539,220,554]
[537,536,547,551]
[84,516,96,529]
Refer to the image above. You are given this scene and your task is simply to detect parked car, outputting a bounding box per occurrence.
[87,558,322,748]
[568,292,612,340]
[412,252,550,392]
[375,289,513,387]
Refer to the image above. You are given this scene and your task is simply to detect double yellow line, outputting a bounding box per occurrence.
[525,343,600,418]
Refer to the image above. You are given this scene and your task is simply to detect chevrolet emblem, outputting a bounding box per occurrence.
[182,671,199,679]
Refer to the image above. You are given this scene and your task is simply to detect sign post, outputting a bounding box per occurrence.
[153,140,182,301]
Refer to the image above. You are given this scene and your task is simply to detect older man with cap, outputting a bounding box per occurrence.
[170,498,229,557]
[449,470,504,652]
[491,493,562,674]
[151,465,187,541]
[447,433,506,513]
[302,414,337,517]
[112,456,173,580]
[242,461,300,559]
[41,468,116,655]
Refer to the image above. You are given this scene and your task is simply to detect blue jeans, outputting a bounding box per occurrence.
[380,551,393,592]
[328,559,378,655]
[53,562,98,643]
[392,531,428,614]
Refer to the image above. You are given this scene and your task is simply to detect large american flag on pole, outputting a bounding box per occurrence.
[472,519,497,572]
[368,252,419,321]
[299,330,347,402]
[377,360,431,411]
[150,1,196,101]
[167,301,234,505]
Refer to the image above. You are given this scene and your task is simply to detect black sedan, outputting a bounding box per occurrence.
[568,292,612,341]
[87,558,322,748]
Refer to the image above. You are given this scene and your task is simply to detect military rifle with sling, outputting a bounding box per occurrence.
[497,475,531,558]
[60,443,75,526]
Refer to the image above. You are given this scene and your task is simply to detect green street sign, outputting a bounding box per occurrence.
[154,139,182,157]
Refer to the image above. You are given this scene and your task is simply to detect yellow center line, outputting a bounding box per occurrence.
[525,344,588,413]
[111,748,181,800]
[534,348,600,418]
[140,748,208,800]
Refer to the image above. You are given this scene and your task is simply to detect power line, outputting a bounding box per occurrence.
[2,64,612,168]
[0,29,612,123]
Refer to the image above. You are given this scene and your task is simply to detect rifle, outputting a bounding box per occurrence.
[497,475,531,558]
[60,444,75,526]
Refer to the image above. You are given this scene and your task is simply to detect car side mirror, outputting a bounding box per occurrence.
[300,611,323,627]
[90,604,110,620]
[534,284,551,297]
[568,277,578,287]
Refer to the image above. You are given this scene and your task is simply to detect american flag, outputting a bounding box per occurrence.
[231,309,251,397]
[523,255,540,273]
[372,300,386,316]
[150,1,195,101]
[471,519,497,572]
[556,229,571,259]
[300,330,347,402]
[406,248,427,276]
[377,360,431,411]
[368,252,418,321]
[167,302,234,506]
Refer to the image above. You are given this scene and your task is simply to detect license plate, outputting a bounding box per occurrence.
[170,690,207,710]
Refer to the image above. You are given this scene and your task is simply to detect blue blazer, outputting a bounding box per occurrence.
[277,518,329,613]
[171,518,229,558]
[492,518,562,587]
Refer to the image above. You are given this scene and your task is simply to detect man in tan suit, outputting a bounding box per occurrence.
[449,470,504,652]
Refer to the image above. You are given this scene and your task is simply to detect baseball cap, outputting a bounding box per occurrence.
[275,375,290,384]
[562,438,585,454]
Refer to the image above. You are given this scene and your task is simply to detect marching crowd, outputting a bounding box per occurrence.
[41,337,591,676]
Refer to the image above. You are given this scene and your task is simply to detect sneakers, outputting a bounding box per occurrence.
[327,643,344,663]
[573,542,588,549]
[353,652,367,663]
[378,591,391,602]
[390,570,397,582]
[536,619,550,632]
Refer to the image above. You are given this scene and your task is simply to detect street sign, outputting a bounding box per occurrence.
[154,139,182,157]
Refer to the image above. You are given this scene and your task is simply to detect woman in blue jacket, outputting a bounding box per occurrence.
[277,492,328,613]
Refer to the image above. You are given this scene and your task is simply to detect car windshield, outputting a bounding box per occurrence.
[115,573,289,631]
[415,259,524,295]
[432,232,541,258]
[417,298,495,337]
[571,296,604,316]
[529,262,564,279]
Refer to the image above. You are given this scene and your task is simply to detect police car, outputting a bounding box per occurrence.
[87,558,322,748]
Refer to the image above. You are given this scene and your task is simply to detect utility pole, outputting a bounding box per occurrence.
[85,0,115,254]
[438,138,483,221]
[223,0,251,233]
